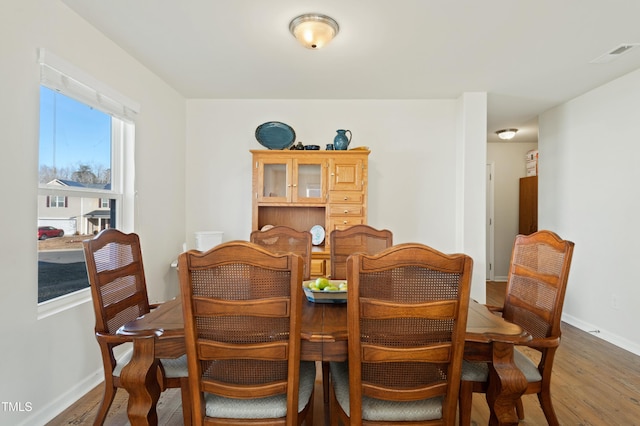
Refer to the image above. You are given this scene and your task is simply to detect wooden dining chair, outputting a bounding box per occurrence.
[329,224,393,280]
[325,224,393,411]
[330,243,473,425]
[250,225,313,280]
[82,228,191,425]
[458,230,575,426]
[178,240,315,425]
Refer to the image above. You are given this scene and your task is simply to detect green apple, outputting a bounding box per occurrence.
[315,277,330,290]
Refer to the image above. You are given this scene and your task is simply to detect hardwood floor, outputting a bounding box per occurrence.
[48,282,640,425]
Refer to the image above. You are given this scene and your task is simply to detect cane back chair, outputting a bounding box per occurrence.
[326,224,393,408]
[330,243,473,425]
[178,240,315,425]
[83,228,191,425]
[329,224,393,280]
[250,225,313,281]
[458,230,574,426]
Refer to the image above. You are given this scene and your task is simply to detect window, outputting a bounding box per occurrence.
[37,49,139,309]
[48,195,67,208]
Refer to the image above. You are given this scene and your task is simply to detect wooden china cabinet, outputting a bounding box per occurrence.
[251,149,370,278]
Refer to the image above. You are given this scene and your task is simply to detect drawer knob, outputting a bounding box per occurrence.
[343,220,348,224]
[344,196,348,200]
[344,209,349,214]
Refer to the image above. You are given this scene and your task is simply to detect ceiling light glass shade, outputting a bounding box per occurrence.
[289,14,339,49]
[496,129,518,140]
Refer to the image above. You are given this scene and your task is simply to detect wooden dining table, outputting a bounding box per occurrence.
[118,297,530,426]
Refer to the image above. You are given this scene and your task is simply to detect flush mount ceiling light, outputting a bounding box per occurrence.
[289,13,339,49]
[496,129,518,140]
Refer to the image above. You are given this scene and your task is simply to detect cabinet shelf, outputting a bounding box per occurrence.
[257,206,326,233]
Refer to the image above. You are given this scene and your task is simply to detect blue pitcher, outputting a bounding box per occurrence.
[333,129,352,150]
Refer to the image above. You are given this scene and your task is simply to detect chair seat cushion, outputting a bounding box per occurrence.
[461,348,543,383]
[204,361,316,419]
[112,343,188,379]
[159,354,189,378]
[330,361,444,422]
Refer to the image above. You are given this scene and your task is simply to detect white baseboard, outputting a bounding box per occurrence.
[21,345,135,425]
[17,369,104,426]
[562,313,640,357]
[487,281,638,356]
[18,346,134,425]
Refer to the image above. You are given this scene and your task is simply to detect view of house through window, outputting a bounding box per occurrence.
[38,86,119,303]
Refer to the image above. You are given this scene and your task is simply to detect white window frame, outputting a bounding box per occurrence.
[51,195,66,208]
[37,49,139,318]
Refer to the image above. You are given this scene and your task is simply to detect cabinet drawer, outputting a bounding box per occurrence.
[310,259,326,278]
[328,217,365,231]
[328,191,363,204]
[329,205,363,216]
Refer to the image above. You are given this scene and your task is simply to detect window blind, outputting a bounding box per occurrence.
[38,48,140,121]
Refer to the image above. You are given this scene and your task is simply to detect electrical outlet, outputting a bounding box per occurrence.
[611,294,620,310]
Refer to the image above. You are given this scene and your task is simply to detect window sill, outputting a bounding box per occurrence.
[38,287,92,320]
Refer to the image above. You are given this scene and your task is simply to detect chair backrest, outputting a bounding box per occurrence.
[83,229,151,339]
[178,241,304,424]
[502,230,574,342]
[250,225,312,280]
[346,243,472,424]
[330,224,393,279]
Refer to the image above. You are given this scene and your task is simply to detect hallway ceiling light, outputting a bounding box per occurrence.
[496,129,518,140]
[289,14,339,49]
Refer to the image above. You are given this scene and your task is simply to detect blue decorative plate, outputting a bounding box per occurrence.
[255,121,296,150]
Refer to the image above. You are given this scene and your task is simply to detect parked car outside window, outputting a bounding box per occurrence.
[38,226,64,240]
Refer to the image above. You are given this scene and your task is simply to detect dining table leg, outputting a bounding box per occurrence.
[322,361,331,426]
[120,334,161,426]
[485,341,528,426]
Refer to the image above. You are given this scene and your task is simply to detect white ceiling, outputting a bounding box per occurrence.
[61,0,640,143]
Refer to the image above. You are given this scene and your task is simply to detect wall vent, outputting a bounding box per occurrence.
[590,43,640,63]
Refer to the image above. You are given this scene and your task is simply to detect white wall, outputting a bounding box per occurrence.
[539,67,640,355]
[0,1,187,424]
[185,99,460,243]
[487,142,538,279]
[1,2,488,423]
[458,93,488,298]
[185,96,488,300]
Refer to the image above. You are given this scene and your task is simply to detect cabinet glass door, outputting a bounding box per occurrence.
[293,161,325,203]
[258,161,289,202]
